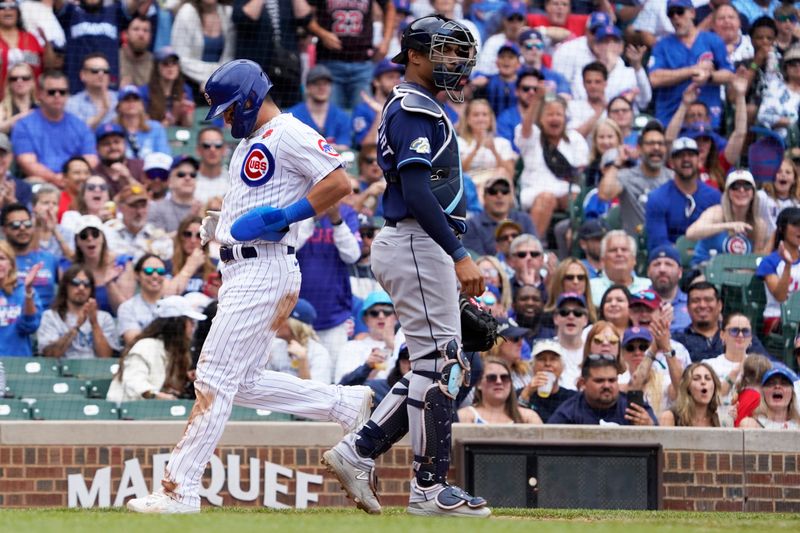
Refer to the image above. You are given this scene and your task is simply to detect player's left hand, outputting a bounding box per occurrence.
[231,205,289,241]
[200,210,220,246]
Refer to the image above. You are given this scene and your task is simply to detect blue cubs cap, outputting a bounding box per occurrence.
[498,42,521,56]
[682,121,727,150]
[556,292,587,308]
[119,84,142,100]
[498,318,530,340]
[667,0,693,12]
[623,326,653,346]
[761,365,798,386]
[648,244,681,266]
[290,298,317,325]
[588,12,612,31]
[595,24,622,41]
[360,291,393,319]
[518,28,544,45]
[373,58,404,78]
[170,154,199,171]
[95,122,125,142]
[502,1,526,19]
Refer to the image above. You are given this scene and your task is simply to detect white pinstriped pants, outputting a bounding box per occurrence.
[162,246,363,507]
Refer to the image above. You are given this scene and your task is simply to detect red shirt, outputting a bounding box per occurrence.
[58,190,73,223]
[527,14,589,39]
[734,387,762,427]
[0,30,44,95]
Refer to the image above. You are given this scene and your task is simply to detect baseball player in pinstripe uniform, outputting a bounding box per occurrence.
[322,15,491,518]
[128,60,372,514]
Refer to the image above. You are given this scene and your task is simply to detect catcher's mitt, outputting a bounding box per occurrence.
[460,296,499,352]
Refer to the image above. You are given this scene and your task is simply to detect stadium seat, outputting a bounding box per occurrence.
[30,398,120,420]
[0,357,61,377]
[0,399,33,420]
[675,236,697,268]
[229,406,294,422]
[60,359,120,380]
[6,377,88,399]
[85,379,113,399]
[119,400,195,420]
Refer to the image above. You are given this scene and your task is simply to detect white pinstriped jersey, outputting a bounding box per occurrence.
[214,113,344,246]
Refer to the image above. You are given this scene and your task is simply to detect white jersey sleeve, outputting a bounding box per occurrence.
[214,113,345,247]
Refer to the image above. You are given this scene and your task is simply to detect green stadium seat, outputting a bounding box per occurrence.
[675,236,697,268]
[60,359,120,380]
[119,399,195,420]
[605,205,622,230]
[229,406,293,421]
[85,379,113,399]
[6,377,88,399]
[0,357,61,377]
[0,399,33,420]
[30,398,120,420]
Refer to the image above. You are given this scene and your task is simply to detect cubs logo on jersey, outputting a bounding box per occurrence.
[240,142,275,187]
[317,139,340,157]
[723,234,752,255]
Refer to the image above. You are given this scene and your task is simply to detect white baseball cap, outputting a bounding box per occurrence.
[143,152,173,173]
[670,137,699,156]
[155,295,208,321]
[725,169,756,190]
[74,214,106,238]
[531,339,565,359]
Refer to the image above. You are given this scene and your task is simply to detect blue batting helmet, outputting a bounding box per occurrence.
[392,15,476,103]
[203,60,272,139]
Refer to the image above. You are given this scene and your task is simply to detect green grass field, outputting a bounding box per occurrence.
[1,508,799,533]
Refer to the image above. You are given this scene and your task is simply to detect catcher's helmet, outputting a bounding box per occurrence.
[204,60,272,139]
[392,15,476,102]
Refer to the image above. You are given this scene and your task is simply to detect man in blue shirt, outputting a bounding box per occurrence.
[55,0,127,93]
[297,202,362,379]
[497,67,544,152]
[351,59,404,149]
[473,43,521,117]
[646,244,690,332]
[645,137,721,251]
[648,0,734,129]
[12,71,97,187]
[462,175,536,256]
[0,204,59,310]
[548,355,658,425]
[288,65,351,151]
[517,29,571,97]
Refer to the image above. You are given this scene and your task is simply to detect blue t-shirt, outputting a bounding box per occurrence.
[645,180,721,251]
[479,74,517,117]
[351,101,376,148]
[0,284,41,357]
[543,67,571,97]
[497,105,521,152]
[57,3,124,93]
[731,0,780,24]
[122,120,171,159]
[12,110,96,172]
[288,102,352,147]
[297,206,362,330]
[202,34,225,62]
[15,249,59,311]
[648,31,733,129]
[691,231,753,266]
[548,391,658,425]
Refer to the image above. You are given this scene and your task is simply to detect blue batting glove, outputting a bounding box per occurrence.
[231,205,289,241]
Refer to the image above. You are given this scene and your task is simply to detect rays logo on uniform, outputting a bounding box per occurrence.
[240,142,275,187]
[410,137,431,154]
[317,139,340,157]
[723,234,752,255]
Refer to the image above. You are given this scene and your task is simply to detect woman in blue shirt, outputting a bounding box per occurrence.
[687,169,770,266]
[114,85,170,159]
[0,240,41,357]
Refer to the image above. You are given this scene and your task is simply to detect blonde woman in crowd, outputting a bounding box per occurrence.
[659,362,722,427]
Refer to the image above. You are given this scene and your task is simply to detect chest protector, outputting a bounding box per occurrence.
[384,84,466,228]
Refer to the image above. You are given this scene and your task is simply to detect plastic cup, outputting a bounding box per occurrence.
[537,371,556,398]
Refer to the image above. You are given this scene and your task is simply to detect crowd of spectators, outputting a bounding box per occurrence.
[0,0,799,430]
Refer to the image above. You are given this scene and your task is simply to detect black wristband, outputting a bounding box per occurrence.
[332,219,344,226]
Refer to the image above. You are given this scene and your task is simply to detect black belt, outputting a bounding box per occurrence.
[220,245,295,263]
